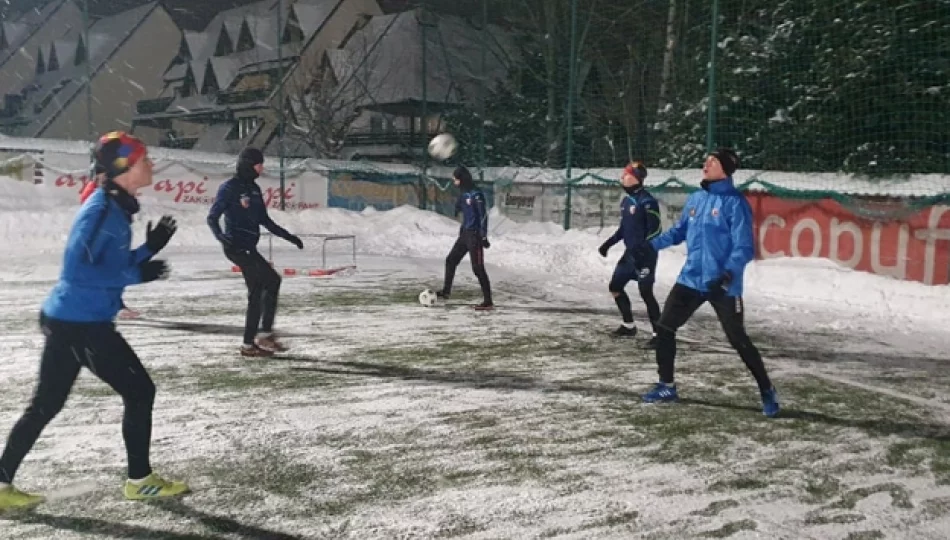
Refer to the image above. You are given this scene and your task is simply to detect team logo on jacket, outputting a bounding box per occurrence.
[629,205,637,214]
[711,208,720,217]
[466,198,472,205]
[689,207,696,217]
[240,194,250,208]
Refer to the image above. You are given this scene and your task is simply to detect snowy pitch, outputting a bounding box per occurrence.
[1,181,949,539]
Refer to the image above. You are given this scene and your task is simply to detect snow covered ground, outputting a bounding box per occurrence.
[1,177,950,539]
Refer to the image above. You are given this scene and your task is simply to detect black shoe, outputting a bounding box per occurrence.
[436,290,450,300]
[645,334,658,349]
[473,302,494,311]
[612,325,637,337]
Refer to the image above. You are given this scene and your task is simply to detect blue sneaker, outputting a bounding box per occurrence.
[642,382,679,403]
[761,387,780,418]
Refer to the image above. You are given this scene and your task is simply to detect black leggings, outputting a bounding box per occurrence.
[0,315,156,483]
[442,230,492,304]
[654,283,772,392]
[225,248,282,345]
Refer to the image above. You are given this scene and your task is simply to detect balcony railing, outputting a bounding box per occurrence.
[135,96,175,115]
[0,115,30,127]
[344,130,440,147]
[216,87,270,105]
[158,137,198,149]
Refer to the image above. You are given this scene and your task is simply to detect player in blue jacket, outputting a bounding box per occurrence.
[598,162,662,345]
[640,148,779,418]
[0,132,188,511]
[438,166,493,310]
[208,147,303,357]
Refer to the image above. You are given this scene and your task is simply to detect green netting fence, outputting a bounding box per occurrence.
[38,0,950,229]
[403,0,949,229]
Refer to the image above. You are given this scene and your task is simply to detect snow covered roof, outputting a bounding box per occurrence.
[179,0,334,88]
[207,56,242,91]
[183,31,208,60]
[1,22,28,48]
[293,0,336,38]
[164,62,188,82]
[326,9,517,109]
[7,2,161,137]
[0,0,68,68]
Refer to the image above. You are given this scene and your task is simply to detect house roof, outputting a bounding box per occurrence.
[1,22,29,48]
[169,0,335,99]
[50,37,81,67]
[0,0,70,69]
[9,2,162,137]
[164,62,189,82]
[208,56,243,91]
[327,9,517,110]
[183,31,209,60]
[293,1,336,38]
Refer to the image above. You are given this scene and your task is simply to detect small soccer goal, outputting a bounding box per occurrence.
[230,233,357,278]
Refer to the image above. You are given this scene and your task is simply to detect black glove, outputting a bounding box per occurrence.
[288,235,304,250]
[598,241,611,257]
[481,237,490,249]
[706,271,732,300]
[140,259,169,283]
[145,215,177,254]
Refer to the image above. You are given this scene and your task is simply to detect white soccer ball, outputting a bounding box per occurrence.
[427,133,458,161]
[419,288,438,307]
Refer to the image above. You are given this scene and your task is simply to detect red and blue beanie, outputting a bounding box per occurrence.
[624,161,647,182]
[94,131,147,179]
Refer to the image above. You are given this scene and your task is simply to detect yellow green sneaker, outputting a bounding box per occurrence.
[0,484,44,511]
[123,472,190,500]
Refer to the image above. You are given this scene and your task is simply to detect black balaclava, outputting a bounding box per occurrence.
[454,165,475,191]
[237,147,264,182]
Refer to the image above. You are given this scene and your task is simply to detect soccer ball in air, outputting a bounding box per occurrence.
[419,288,438,307]
[427,133,458,161]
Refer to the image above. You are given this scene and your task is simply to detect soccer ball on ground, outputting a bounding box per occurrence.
[419,288,438,307]
[427,133,458,161]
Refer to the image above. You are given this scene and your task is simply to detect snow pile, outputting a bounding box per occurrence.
[2,175,949,332]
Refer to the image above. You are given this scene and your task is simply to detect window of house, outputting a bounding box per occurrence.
[282,11,304,44]
[177,36,191,61]
[370,116,384,133]
[47,46,59,72]
[214,27,233,57]
[412,115,441,134]
[238,116,260,139]
[236,20,255,51]
[201,62,219,95]
[35,49,45,75]
[74,38,86,65]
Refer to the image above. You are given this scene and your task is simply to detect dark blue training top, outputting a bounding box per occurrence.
[604,188,663,251]
[456,189,488,238]
[207,174,294,250]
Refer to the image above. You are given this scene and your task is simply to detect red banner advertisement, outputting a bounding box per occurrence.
[46,164,327,211]
[749,193,950,285]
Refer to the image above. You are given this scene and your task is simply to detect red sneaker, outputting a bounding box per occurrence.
[240,344,274,357]
[256,334,289,352]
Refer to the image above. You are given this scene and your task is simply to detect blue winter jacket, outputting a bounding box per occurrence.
[42,188,153,322]
[207,175,294,250]
[604,188,662,252]
[649,177,755,297]
[456,189,488,238]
